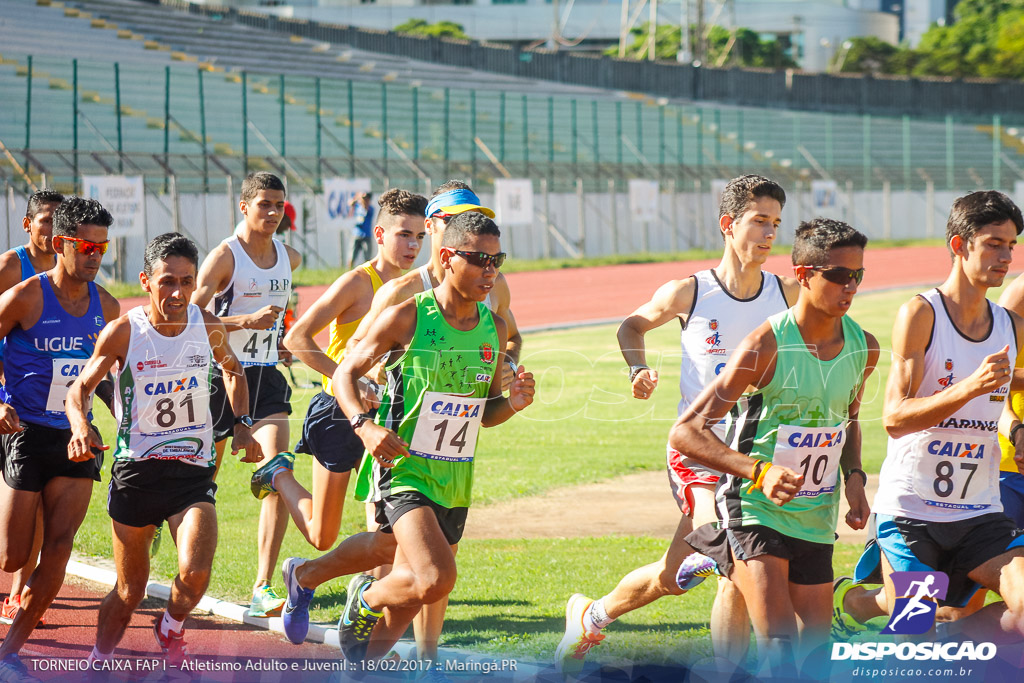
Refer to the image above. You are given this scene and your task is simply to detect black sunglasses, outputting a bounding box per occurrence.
[800,265,865,286]
[450,249,507,269]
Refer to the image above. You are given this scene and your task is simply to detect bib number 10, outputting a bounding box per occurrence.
[799,453,831,486]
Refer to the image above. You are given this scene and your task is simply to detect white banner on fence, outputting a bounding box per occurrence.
[494,179,534,225]
[83,175,145,235]
[812,180,838,209]
[1015,181,1024,206]
[323,178,371,231]
[628,180,660,222]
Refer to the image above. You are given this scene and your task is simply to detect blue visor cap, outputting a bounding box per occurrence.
[424,189,496,219]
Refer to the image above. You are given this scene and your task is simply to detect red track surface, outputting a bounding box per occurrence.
[19,245,1000,677]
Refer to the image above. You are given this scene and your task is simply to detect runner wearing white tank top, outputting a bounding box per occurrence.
[66,233,260,667]
[191,173,302,619]
[557,175,800,673]
[835,191,1024,643]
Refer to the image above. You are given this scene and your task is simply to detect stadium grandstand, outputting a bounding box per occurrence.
[1,0,1024,266]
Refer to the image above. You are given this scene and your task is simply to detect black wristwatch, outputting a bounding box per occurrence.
[234,414,254,429]
[350,412,375,430]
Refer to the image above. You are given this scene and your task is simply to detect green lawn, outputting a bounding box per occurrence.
[72,280,1005,663]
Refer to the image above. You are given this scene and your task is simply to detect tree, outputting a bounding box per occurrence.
[610,22,796,68]
[394,19,470,40]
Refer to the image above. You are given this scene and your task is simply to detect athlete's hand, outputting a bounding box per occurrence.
[509,364,535,412]
[278,344,293,368]
[761,465,803,506]
[356,422,407,467]
[844,476,870,530]
[967,344,1011,397]
[0,403,22,434]
[245,305,284,331]
[68,424,108,462]
[632,368,659,400]
[232,426,262,463]
[500,361,515,393]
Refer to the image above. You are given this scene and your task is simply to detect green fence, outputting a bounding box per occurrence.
[2,54,1024,195]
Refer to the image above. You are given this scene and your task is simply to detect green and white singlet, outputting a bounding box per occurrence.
[716,308,868,544]
[355,290,499,509]
[112,305,216,467]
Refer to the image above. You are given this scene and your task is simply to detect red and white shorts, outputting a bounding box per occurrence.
[666,445,720,517]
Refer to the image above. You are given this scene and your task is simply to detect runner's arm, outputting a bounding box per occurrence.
[884,297,1011,438]
[669,322,804,504]
[191,245,280,332]
[204,310,260,463]
[492,274,521,390]
[66,317,130,461]
[0,280,40,431]
[841,331,880,530]
[998,279,1024,390]
[0,252,23,295]
[337,302,416,464]
[483,315,534,427]
[283,270,364,380]
[617,276,696,397]
[777,275,801,307]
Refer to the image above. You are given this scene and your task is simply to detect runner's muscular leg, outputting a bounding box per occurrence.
[414,544,458,661]
[0,484,41,571]
[728,553,799,669]
[166,502,218,621]
[94,521,156,654]
[254,413,290,588]
[295,530,398,590]
[273,459,351,551]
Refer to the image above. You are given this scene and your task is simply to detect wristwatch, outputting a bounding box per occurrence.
[350,412,375,430]
[234,414,254,429]
[629,365,650,382]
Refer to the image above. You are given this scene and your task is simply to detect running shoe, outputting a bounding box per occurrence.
[831,576,867,640]
[153,617,190,666]
[250,452,295,500]
[675,552,720,591]
[0,595,45,627]
[282,557,315,644]
[338,574,381,661]
[0,655,39,683]
[249,585,287,618]
[150,524,162,557]
[554,593,604,676]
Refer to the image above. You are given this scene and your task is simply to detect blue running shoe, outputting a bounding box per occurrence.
[282,557,315,644]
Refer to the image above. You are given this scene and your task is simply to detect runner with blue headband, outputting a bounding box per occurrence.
[279,180,520,666]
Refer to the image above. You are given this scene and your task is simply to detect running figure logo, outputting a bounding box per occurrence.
[881,571,949,635]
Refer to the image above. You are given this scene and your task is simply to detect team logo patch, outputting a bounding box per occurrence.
[137,362,144,371]
[945,358,953,371]
[249,278,259,290]
[479,343,494,364]
[881,571,948,635]
[709,319,719,331]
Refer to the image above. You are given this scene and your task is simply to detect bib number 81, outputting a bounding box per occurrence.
[155,393,195,429]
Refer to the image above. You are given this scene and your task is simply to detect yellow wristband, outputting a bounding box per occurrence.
[746,462,772,495]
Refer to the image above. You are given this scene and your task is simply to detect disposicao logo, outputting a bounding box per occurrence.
[883,571,948,635]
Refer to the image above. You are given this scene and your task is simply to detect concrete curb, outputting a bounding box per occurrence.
[65,559,342,648]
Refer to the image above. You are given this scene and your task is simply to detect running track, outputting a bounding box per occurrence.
[12,245,1000,678]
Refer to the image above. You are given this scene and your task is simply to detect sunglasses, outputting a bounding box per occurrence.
[449,249,506,269]
[798,265,865,286]
[432,213,454,224]
[60,236,109,256]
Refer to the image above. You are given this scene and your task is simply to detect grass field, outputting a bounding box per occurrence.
[72,280,1003,664]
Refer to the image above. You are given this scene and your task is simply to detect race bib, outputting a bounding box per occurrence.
[911,429,999,510]
[137,371,209,436]
[46,358,86,413]
[230,327,278,366]
[409,392,485,462]
[772,424,844,498]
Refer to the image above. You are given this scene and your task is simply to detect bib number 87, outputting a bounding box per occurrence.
[933,460,978,499]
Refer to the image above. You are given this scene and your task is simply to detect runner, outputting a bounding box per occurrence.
[331,211,533,662]
[0,190,61,627]
[192,171,301,618]
[250,190,426,569]
[65,233,260,666]
[676,217,877,673]
[278,181,520,657]
[996,277,1024,528]
[0,197,120,681]
[835,191,1024,641]
[555,174,799,673]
